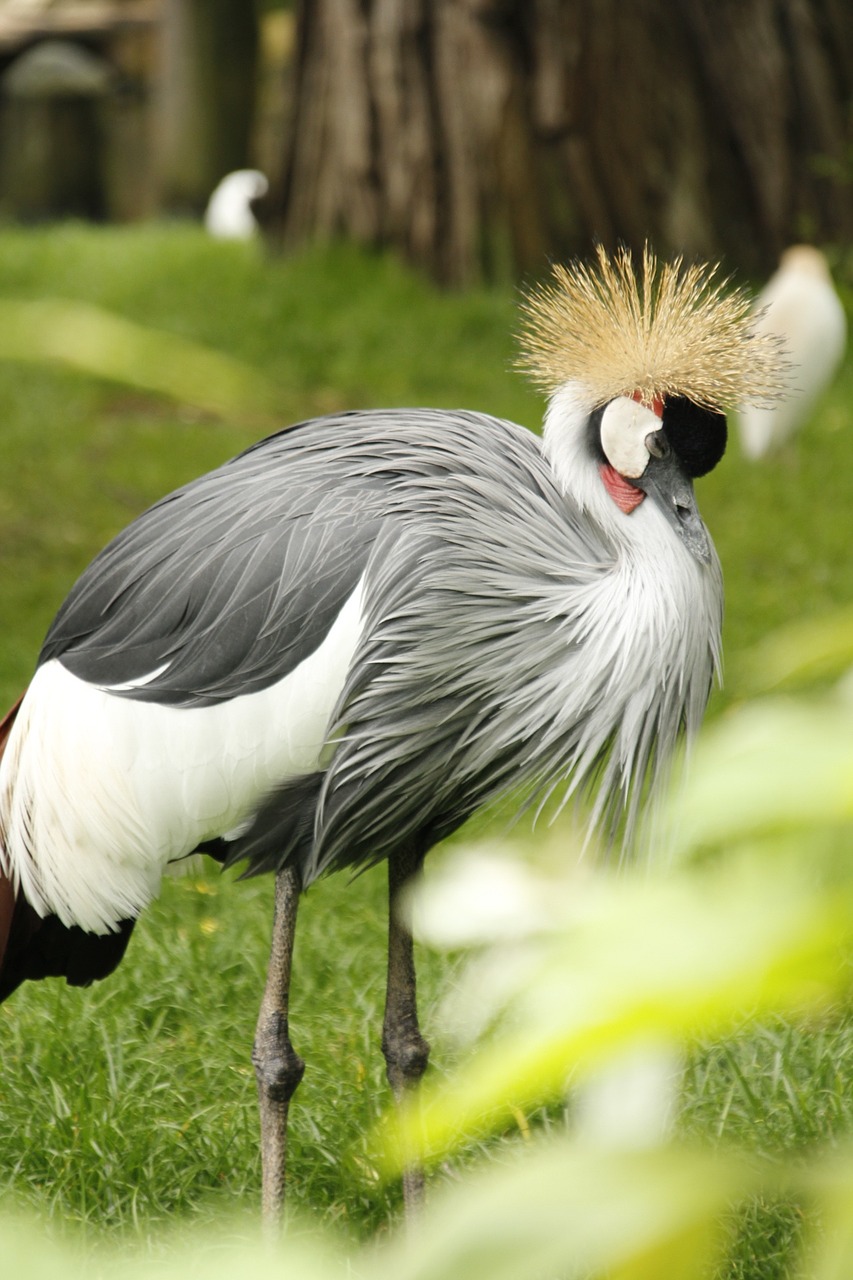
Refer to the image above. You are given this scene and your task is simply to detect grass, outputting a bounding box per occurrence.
[680,1019,853,1280]
[0,223,851,1270]
[2,863,410,1244]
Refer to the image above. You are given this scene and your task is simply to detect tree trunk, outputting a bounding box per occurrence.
[271,0,853,284]
[157,0,259,214]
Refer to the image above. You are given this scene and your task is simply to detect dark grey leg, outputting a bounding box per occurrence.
[0,872,14,972]
[382,846,430,1218]
[253,864,304,1227]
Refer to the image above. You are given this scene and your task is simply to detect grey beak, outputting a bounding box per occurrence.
[635,451,713,565]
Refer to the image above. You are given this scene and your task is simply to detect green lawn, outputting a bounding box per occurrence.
[0,224,851,1270]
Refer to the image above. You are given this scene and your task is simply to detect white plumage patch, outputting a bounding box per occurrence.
[0,579,365,934]
[101,661,172,692]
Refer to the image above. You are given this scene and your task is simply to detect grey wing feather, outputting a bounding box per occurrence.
[39,418,405,704]
[42,409,564,707]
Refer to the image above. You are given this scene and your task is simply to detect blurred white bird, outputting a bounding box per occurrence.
[738,245,847,459]
[204,169,269,240]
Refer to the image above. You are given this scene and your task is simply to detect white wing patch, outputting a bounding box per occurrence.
[0,578,365,934]
[101,661,173,692]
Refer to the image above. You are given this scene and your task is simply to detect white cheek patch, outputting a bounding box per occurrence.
[600,397,662,478]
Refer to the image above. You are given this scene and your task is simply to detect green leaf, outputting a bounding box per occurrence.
[737,609,853,692]
[378,1141,757,1280]
[381,857,852,1168]
[664,699,853,854]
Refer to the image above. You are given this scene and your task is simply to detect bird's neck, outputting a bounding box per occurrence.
[542,385,627,543]
[542,384,684,567]
[539,386,724,839]
[541,379,723,667]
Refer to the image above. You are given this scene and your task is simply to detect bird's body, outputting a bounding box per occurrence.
[738,245,847,458]
[204,169,269,240]
[0,247,781,1221]
[0,406,721,944]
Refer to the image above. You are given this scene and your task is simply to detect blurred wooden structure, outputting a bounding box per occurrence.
[0,0,262,223]
[0,1,160,221]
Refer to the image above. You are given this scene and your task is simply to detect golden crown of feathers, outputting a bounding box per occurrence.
[517,244,783,411]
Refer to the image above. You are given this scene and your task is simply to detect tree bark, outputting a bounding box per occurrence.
[157,0,258,213]
[271,0,853,284]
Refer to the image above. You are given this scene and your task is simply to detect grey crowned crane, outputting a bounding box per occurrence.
[0,248,779,1221]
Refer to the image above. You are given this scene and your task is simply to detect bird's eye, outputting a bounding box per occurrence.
[645,430,670,459]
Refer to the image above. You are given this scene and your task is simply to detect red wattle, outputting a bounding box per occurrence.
[600,463,645,514]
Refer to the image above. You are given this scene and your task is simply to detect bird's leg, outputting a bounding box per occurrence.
[0,871,14,973]
[382,846,430,1219]
[253,864,304,1229]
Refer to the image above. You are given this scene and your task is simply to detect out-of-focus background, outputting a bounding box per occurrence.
[0,0,850,279]
[0,4,852,1279]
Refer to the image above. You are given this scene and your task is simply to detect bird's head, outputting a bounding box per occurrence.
[518,246,783,563]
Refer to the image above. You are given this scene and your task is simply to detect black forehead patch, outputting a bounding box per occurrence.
[662,396,727,478]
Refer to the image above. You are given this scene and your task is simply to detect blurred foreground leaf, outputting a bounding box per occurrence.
[382,852,851,1168]
[737,607,853,693]
[6,1141,853,1280]
[0,1215,349,1280]
[665,698,853,855]
[0,298,280,425]
[0,1146,766,1280]
[381,1142,756,1280]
